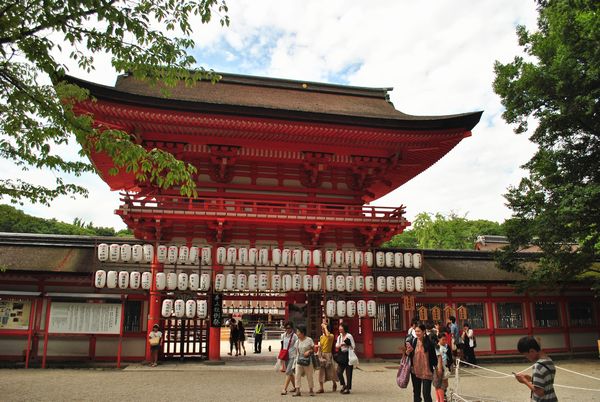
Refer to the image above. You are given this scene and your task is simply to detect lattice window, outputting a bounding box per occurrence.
[497,303,523,328]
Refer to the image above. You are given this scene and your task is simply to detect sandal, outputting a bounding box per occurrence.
[316,389,324,394]
[292,391,301,397]
[280,390,288,395]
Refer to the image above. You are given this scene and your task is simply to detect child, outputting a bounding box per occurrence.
[514,336,557,402]
[438,330,452,401]
[431,333,446,402]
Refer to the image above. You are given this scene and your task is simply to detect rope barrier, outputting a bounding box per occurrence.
[554,365,600,382]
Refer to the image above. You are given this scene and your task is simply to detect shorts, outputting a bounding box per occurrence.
[151,345,161,351]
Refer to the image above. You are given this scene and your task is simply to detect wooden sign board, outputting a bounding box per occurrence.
[457,305,468,320]
[431,306,441,322]
[418,305,428,321]
[211,293,223,327]
[403,296,415,311]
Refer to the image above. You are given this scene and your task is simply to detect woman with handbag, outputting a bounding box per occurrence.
[292,325,315,397]
[317,321,338,393]
[279,322,298,395]
[335,323,355,395]
[405,324,437,402]
[148,324,162,367]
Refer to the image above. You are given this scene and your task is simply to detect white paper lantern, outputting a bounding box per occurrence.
[405,276,415,292]
[272,248,282,265]
[404,253,413,269]
[312,275,322,292]
[302,275,312,292]
[376,251,385,268]
[259,273,269,291]
[385,252,394,268]
[214,274,225,292]
[132,245,143,262]
[97,243,109,262]
[248,248,257,265]
[141,272,152,290]
[335,250,344,267]
[216,247,226,265]
[157,245,168,263]
[346,300,356,317]
[271,274,281,292]
[226,247,237,265]
[357,300,367,317]
[415,276,424,292]
[129,271,141,289]
[109,244,120,262]
[325,275,335,292]
[155,272,166,290]
[336,275,346,292]
[352,276,362,292]
[326,300,336,317]
[94,270,106,288]
[413,254,423,269]
[188,246,199,265]
[167,246,178,264]
[200,273,211,291]
[120,244,132,262]
[174,300,185,318]
[258,248,269,265]
[248,274,258,291]
[365,251,374,267]
[345,276,355,293]
[386,276,396,292]
[178,246,189,265]
[197,300,208,319]
[325,250,334,267]
[292,273,302,291]
[367,300,377,317]
[302,250,311,266]
[177,273,189,290]
[118,271,129,289]
[161,299,173,317]
[282,274,293,292]
[394,252,403,268]
[345,250,354,267]
[376,276,386,292]
[354,251,364,267]
[201,247,212,265]
[185,300,196,318]
[292,249,302,267]
[336,300,346,317]
[396,276,405,292]
[166,272,177,290]
[225,273,236,291]
[312,249,322,266]
[189,274,200,291]
[237,273,247,291]
[143,244,154,263]
[281,248,291,266]
[365,276,375,292]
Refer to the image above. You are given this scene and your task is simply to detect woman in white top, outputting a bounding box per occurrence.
[292,325,315,397]
[335,323,355,394]
[280,321,299,395]
[461,323,476,365]
[148,324,162,367]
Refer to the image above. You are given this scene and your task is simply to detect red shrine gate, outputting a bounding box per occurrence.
[73,72,481,361]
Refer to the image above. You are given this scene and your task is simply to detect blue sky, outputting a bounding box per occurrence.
[3,0,540,230]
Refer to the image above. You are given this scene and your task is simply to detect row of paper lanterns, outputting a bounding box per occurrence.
[97,244,423,269]
[162,299,208,319]
[94,270,424,293]
[325,300,377,318]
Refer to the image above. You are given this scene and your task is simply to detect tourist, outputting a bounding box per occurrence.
[514,336,557,402]
[335,323,355,395]
[227,318,239,356]
[435,331,452,402]
[237,320,247,356]
[293,325,315,397]
[407,318,419,341]
[280,321,298,395]
[405,324,437,402]
[148,324,162,367]
[317,321,338,393]
[254,318,265,354]
[448,316,459,348]
[461,323,476,365]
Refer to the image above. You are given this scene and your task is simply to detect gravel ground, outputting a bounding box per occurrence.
[0,359,598,401]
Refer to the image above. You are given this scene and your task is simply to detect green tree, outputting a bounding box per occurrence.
[1,0,229,205]
[383,212,504,250]
[493,0,600,291]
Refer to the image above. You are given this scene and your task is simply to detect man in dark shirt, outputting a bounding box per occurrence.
[228,319,239,356]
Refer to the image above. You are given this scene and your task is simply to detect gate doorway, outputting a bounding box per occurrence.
[162,318,209,360]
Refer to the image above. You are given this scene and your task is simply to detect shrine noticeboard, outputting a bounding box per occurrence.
[210,293,223,327]
[0,301,32,330]
[48,302,122,334]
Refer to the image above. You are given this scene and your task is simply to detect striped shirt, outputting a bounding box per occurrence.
[531,358,558,402]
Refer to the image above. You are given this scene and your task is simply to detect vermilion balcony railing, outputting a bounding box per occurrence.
[118,193,406,224]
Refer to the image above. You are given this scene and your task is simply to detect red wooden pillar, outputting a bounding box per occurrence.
[145,250,163,361]
[361,256,375,359]
[24,298,36,368]
[208,246,222,360]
